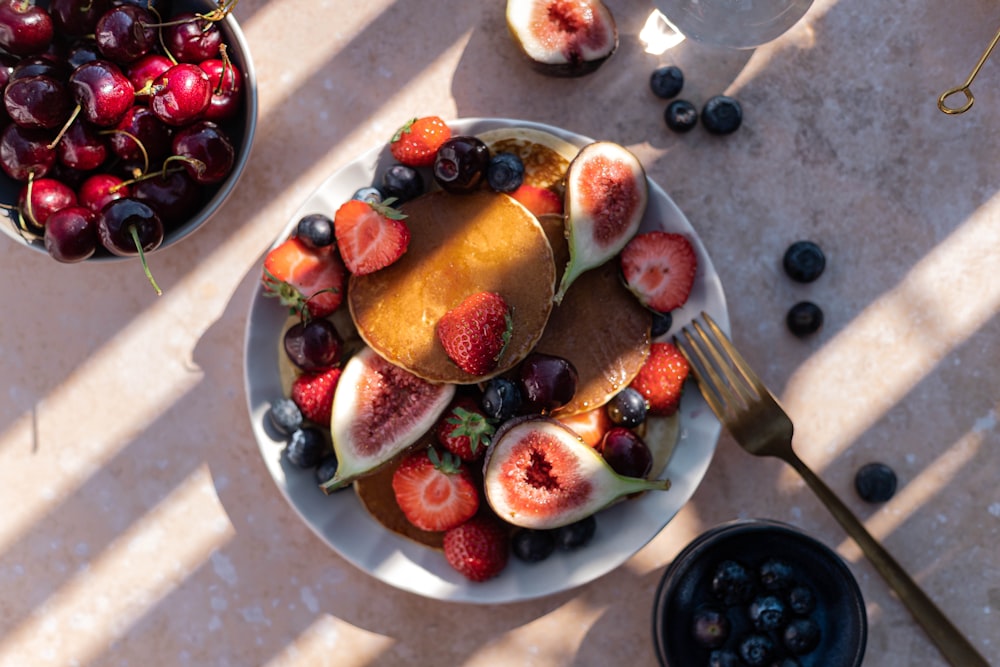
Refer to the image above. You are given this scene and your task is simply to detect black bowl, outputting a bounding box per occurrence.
[652,519,867,667]
[0,0,258,259]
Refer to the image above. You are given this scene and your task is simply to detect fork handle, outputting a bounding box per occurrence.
[786,454,991,667]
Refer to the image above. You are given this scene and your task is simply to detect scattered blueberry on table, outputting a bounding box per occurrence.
[702,95,743,135]
[665,99,699,133]
[854,462,898,502]
[786,301,824,337]
[783,240,826,283]
[650,64,685,99]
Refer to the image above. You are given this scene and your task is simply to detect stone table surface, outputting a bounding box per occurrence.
[1,1,998,665]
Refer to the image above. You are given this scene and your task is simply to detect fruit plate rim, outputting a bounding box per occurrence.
[242,117,729,604]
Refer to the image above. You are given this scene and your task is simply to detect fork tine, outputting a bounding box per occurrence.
[699,313,770,399]
[675,327,728,419]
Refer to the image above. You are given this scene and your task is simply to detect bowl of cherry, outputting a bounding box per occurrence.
[0,0,257,289]
[652,519,867,667]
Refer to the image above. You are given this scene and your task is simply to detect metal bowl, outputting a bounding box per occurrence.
[652,519,867,667]
[0,0,258,260]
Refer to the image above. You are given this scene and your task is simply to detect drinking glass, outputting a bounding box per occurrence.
[654,0,815,49]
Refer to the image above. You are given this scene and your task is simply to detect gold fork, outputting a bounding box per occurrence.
[675,313,990,667]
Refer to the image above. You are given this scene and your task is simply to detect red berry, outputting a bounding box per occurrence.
[262,236,346,319]
[389,116,451,167]
[629,342,690,416]
[436,291,512,376]
[443,514,510,582]
[435,396,495,462]
[620,231,697,313]
[333,198,410,276]
[391,447,480,532]
[289,366,342,425]
[508,183,563,218]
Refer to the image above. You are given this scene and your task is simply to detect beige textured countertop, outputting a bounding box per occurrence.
[1,1,998,665]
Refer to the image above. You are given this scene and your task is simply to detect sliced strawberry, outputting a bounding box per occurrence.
[629,342,689,416]
[620,231,697,313]
[435,396,495,462]
[556,406,613,448]
[262,236,346,319]
[391,447,480,532]
[389,116,451,167]
[333,198,410,276]
[509,183,563,218]
[443,514,510,582]
[436,291,512,376]
[290,366,342,425]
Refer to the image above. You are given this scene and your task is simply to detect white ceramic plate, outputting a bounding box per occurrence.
[243,118,729,604]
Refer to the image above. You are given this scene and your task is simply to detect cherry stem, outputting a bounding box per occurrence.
[215,43,232,95]
[129,224,162,296]
[111,164,186,192]
[47,104,82,151]
[101,128,150,175]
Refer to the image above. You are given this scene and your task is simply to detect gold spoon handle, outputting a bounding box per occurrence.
[939,23,1000,114]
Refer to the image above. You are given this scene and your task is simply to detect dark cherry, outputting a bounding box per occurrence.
[10,55,70,82]
[599,427,652,478]
[0,52,16,88]
[433,135,490,193]
[108,104,172,163]
[170,120,234,184]
[44,205,97,262]
[149,62,211,126]
[97,197,163,294]
[126,53,172,93]
[69,59,135,127]
[49,0,112,38]
[113,0,173,15]
[18,176,77,230]
[57,118,109,171]
[283,319,343,371]
[0,124,56,181]
[163,12,221,63]
[198,54,242,122]
[4,75,73,130]
[66,39,103,70]
[95,4,156,63]
[0,0,55,56]
[518,352,579,413]
[131,169,201,228]
[78,172,131,212]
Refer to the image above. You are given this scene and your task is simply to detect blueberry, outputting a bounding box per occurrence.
[295,213,335,249]
[606,387,647,428]
[314,453,341,487]
[650,65,684,99]
[381,164,424,203]
[711,559,755,606]
[486,152,525,193]
[855,461,898,502]
[664,99,698,133]
[285,427,329,468]
[783,617,821,655]
[772,659,802,667]
[701,95,743,135]
[481,377,523,422]
[691,606,730,648]
[787,584,816,615]
[783,240,826,283]
[650,309,673,338]
[748,594,787,632]
[758,557,795,592]
[268,398,303,437]
[708,649,742,667]
[351,186,383,205]
[554,515,596,550]
[511,529,556,563]
[786,301,823,337]
[738,633,776,667]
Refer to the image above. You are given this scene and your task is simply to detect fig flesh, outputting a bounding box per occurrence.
[321,346,455,492]
[554,141,648,303]
[483,416,670,529]
[506,0,619,78]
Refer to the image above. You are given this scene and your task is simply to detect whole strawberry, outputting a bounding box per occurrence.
[333,198,410,276]
[290,366,342,425]
[443,514,510,582]
[436,291,513,376]
[390,116,451,167]
[629,342,690,416]
[436,396,495,462]
[391,447,480,532]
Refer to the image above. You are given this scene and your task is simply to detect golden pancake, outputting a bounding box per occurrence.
[477,126,579,191]
[348,190,556,383]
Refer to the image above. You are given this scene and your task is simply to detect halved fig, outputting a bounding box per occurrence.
[554,141,648,303]
[506,0,619,78]
[320,346,455,492]
[483,416,670,529]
